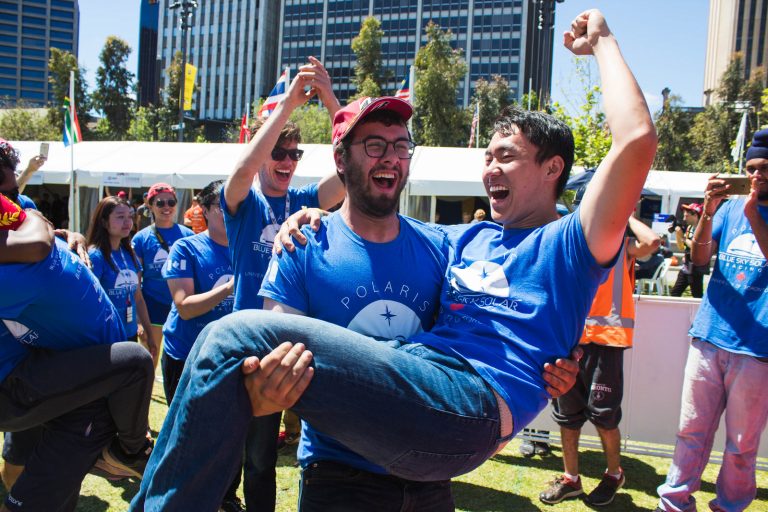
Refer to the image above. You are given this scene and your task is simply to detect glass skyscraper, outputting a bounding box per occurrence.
[0,0,79,106]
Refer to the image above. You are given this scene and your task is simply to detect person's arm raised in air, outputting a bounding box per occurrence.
[224,57,338,215]
[626,216,661,261]
[690,175,722,267]
[17,155,46,193]
[567,10,657,266]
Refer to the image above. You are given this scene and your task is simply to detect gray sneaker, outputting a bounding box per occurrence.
[585,471,625,506]
[539,475,584,505]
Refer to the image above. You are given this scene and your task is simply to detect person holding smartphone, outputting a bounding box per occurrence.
[670,203,709,298]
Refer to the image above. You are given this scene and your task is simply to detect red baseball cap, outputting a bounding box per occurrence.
[332,97,413,148]
[147,182,176,203]
[0,192,26,230]
[681,203,703,216]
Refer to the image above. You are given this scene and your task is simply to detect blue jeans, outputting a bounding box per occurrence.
[657,339,768,512]
[132,310,503,511]
[299,460,454,512]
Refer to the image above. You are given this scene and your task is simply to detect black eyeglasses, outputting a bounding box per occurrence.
[350,137,416,159]
[154,199,177,208]
[271,147,304,162]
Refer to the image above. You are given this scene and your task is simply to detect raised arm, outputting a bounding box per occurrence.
[224,59,330,215]
[568,10,657,265]
[17,155,46,193]
[627,216,661,260]
[690,176,724,266]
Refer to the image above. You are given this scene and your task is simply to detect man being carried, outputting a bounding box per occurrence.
[133,10,656,510]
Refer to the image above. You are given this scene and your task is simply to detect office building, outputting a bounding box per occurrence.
[138,0,160,107]
[279,0,562,106]
[155,0,280,124]
[703,0,767,105]
[0,0,79,106]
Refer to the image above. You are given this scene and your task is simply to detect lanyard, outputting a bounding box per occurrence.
[152,225,170,252]
[257,190,290,227]
[111,247,134,285]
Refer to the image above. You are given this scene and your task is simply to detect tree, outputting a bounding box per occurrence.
[413,22,468,147]
[92,36,135,140]
[469,75,512,147]
[0,104,59,140]
[351,17,386,98]
[653,93,695,171]
[47,48,91,137]
[290,104,332,143]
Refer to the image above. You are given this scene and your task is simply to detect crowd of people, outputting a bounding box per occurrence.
[0,8,766,512]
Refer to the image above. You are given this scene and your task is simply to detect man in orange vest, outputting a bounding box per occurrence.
[540,215,660,507]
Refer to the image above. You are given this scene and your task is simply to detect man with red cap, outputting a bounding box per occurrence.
[656,129,768,511]
[670,202,709,298]
[133,9,656,511]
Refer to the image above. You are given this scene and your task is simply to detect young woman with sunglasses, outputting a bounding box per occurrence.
[131,183,193,368]
[86,196,156,359]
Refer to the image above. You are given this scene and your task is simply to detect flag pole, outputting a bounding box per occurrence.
[476,101,480,149]
[67,69,78,232]
[408,65,415,133]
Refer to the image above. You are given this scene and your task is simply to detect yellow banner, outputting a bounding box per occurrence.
[183,63,197,111]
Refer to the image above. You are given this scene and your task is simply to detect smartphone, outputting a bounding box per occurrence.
[39,142,49,158]
[717,174,751,195]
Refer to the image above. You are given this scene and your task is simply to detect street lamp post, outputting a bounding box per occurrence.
[169,0,197,142]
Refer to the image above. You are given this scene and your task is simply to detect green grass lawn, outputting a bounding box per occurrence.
[3,380,768,511]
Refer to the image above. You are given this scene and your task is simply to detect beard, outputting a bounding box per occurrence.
[344,160,406,218]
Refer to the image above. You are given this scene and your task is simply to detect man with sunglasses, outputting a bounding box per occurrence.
[219,57,346,512]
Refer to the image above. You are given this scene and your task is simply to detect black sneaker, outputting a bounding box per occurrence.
[101,437,154,480]
[534,441,552,457]
[219,496,245,512]
[539,475,584,504]
[519,439,536,458]
[585,471,625,506]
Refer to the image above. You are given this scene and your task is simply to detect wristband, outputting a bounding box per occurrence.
[692,238,712,246]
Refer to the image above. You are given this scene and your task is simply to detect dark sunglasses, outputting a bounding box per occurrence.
[154,199,177,208]
[271,147,304,162]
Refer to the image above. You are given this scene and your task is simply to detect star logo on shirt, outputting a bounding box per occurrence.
[380,305,397,326]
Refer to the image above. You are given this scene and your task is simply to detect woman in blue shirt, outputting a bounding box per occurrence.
[86,196,156,360]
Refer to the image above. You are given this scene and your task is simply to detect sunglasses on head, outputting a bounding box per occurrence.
[271,147,304,162]
[154,199,177,208]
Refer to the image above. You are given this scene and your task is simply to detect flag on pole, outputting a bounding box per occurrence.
[395,73,410,103]
[257,69,289,118]
[62,96,82,147]
[731,112,748,163]
[468,102,480,148]
[238,111,250,143]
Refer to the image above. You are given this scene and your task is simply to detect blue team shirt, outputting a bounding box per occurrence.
[0,322,29,384]
[89,246,142,337]
[17,194,36,210]
[161,232,234,361]
[689,199,768,356]
[0,238,126,351]
[259,212,449,473]
[413,213,609,436]
[132,224,193,305]
[221,184,319,311]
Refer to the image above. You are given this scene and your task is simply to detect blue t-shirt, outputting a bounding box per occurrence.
[132,224,193,305]
[89,246,142,337]
[413,213,609,436]
[259,212,449,473]
[0,322,29,384]
[17,194,36,210]
[0,238,126,351]
[689,199,768,357]
[161,232,234,361]
[221,183,319,311]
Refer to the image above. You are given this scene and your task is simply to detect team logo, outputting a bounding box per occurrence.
[153,248,169,265]
[449,260,510,297]
[726,234,763,259]
[347,300,423,339]
[260,223,279,245]
[115,269,139,289]
[213,274,235,299]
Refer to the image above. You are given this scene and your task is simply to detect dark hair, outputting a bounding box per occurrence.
[0,140,19,187]
[333,110,410,183]
[249,118,301,146]
[493,106,575,198]
[86,196,139,273]
[199,179,224,210]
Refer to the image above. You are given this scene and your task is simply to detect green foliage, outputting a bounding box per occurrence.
[128,105,163,141]
[0,106,59,140]
[653,94,695,171]
[92,36,135,140]
[469,75,513,147]
[290,104,332,144]
[351,17,385,99]
[413,22,468,147]
[550,58,611,168]
[47,48,91,137]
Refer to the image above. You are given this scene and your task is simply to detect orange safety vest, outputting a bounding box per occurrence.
[580,239,635,348]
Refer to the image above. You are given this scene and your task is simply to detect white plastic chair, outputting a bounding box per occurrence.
[636,258,671,296]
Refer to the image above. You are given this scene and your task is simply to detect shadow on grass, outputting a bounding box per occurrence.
[453,479,542,511]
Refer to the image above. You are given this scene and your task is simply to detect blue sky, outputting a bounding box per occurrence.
[78,0,708,116]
